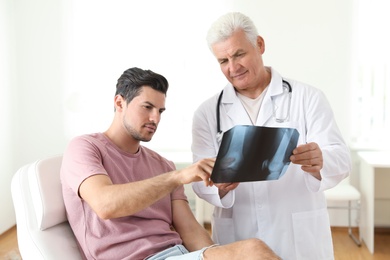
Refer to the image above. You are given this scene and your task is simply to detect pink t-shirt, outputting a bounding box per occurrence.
[60,133,187,260]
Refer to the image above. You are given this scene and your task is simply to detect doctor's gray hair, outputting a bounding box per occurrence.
[206,12,259,51]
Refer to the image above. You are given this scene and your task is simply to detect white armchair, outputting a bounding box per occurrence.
[11,155,84,259]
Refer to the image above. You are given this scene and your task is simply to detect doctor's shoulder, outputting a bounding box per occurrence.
[287,79,328,101]
[194,91,221,115]
[288,80,336,119]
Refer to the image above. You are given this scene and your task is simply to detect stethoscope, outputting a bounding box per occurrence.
[216,79,292,143]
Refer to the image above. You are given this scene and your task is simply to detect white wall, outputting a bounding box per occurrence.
[0,0,361,234]
[0,0,16,234]
[0,0,69,234]
[62,0,355,152]
[234,0,355,140]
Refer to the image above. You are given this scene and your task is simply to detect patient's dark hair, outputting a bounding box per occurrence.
[115,67,169,104]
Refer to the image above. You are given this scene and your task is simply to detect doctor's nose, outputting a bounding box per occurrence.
[227,60,241,75]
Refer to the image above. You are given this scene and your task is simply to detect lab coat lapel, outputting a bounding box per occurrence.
[257,96,274,125]
[257,68,284,126]
[223,86,252,126]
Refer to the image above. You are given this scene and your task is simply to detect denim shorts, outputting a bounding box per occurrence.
[145,244,215,260]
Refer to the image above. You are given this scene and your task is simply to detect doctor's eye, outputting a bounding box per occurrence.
[218,59,228,65]
[235,52,245,58]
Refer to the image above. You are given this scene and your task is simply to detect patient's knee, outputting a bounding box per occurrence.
[244,238,281,259]
[244,238,268,249]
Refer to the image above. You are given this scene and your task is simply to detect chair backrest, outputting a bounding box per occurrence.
[11,155,84,260]
[324,176,361,201]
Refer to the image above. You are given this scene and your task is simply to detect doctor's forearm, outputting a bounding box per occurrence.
[305,170,321,180]
[219,189,229,199]
[215,182,239,199]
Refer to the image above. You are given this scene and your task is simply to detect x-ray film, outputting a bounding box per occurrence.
[211,125,299,183]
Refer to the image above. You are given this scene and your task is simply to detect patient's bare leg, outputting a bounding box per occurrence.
[203,238,281,260]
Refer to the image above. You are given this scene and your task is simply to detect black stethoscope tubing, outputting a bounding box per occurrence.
[216,79,292,135]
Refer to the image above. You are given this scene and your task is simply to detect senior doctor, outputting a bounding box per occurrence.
[191,12,352,260]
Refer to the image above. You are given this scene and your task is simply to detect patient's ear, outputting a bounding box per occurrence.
[114,95,125,111]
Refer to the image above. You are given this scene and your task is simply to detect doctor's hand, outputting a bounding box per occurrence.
[290,142,323,180]
[215,182,239,199]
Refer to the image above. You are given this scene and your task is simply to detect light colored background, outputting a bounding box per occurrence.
[1,0,389,234]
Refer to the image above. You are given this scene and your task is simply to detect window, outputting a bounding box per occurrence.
[350,0,390,148]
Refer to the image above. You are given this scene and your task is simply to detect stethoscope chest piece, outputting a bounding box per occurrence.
[216,131,223,144]
[272,80,292,123]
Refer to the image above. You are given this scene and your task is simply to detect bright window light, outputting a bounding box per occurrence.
[350,0,390,149]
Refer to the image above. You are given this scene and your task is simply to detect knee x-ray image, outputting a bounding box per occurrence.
[211,125,299,183]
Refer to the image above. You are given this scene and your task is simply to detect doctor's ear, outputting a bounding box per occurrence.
[257,36,265,53]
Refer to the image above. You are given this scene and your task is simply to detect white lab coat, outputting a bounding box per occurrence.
[191,67,351,260]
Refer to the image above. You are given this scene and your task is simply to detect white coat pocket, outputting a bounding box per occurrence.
[292,208,333,260]
[211,216,235,245]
